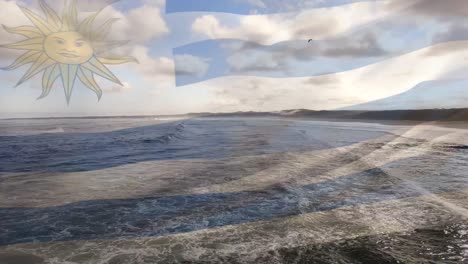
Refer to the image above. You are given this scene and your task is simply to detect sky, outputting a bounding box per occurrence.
[1,0,468,117]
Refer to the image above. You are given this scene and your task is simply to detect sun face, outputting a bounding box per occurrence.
[0,0,137,104]
[44,32,94,64]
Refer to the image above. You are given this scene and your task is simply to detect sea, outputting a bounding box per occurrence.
[0,117,467,264]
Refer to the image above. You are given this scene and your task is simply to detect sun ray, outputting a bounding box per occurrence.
[93,40,129,55]
[1,50,41,70]
[98,55,138,65]
[93,18,120,41]
[0,37,45,51]
[2,25,43,38]
[17,5,58,35]
[61,0,78,31]
[78,12,101,39]
[77,67,103,100]
[16,53,56,86]
[69,0,78,28]
[81,57,122,85]
[59,63,79,104]
[38,0,62,29]
[39,64,60,99]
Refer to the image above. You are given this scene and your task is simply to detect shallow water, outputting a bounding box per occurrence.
[0,117,467,263]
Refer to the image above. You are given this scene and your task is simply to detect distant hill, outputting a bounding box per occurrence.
[195,80,468,122]
[5,108,468,122]
[198,108,468,122]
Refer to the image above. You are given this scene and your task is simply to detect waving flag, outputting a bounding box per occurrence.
[167,0,468,109]
[2,1,468,264]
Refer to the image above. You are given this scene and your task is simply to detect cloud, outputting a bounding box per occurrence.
[190,40,468,112]
[191,14,302,45]
[174,54,210,77]
[191,1,398,45]
[76,0,119,11]
[303,75,340,86]
[121,4,169,43]
[102,81,134,93]
[210,79,286,109]
[391,0,468,18]
[319,32,387,57]
[226,49,287,73]
[223,31,387,74]
[128,45,175,85]
[432,20,468,43]
[99,2,169,44]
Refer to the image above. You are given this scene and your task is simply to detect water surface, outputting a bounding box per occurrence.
[0,117,467,263]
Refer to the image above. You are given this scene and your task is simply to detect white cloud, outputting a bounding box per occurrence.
[102,82,134,93]
[127,45,175,86]
[221,30,386,74]
[390,0,468,18]
[226,49,284,73]
[192,14,288,45]
[121,4,169,43]
[191,1,402,45]
[98,2,169,44]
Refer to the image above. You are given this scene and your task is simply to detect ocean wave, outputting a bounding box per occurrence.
[140,123,187,144]
[445,145,468,151]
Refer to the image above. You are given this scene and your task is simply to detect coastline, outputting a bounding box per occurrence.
[3,108,468,124]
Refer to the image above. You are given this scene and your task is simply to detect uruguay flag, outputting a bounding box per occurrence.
[166,0,468,110]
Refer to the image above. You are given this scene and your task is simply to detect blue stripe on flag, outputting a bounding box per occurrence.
[166,0,377,15]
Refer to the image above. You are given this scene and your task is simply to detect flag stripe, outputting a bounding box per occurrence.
[166,0,381,14]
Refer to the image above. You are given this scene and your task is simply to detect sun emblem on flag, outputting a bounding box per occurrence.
[0,0,137,103]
